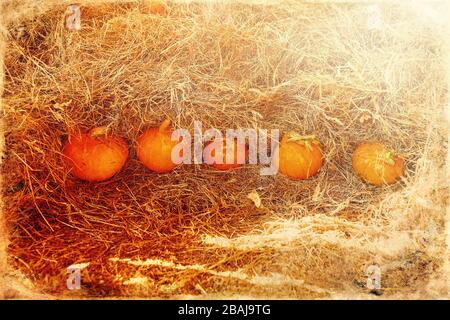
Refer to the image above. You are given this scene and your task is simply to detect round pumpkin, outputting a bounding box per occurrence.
[63,127,129,182]
[141,0,167,15]
[204,138,248,171]
[275,131,324,180]
[137,118,180,173]
[352,141,405,186]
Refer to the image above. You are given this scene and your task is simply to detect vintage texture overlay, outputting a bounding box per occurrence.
[0,0,449,299]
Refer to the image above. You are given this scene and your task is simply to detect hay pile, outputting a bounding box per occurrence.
[1,1,449,298]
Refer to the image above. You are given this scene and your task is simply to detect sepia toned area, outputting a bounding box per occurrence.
[0,0,449,299]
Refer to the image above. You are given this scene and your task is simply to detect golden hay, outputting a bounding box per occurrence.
[0,1,449,298]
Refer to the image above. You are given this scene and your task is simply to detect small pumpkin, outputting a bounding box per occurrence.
[275,131,324,180]
[63,127,129,182]
[141,0,167,15]
[204,138,248,171]
[352,141,405,186]
[137,118,180,173]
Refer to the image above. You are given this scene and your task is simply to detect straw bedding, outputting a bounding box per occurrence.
[1,1,449,298]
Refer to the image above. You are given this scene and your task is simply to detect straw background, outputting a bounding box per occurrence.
[0,0,449,299]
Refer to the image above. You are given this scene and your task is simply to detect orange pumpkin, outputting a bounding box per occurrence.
[204,138,248,171]
[275,131,324,180]
[137,118,180,173]
[352,141,405,186]
[141,0,167,15]
[63,127,129,182]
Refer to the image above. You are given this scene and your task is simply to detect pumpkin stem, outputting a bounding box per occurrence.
[382,151,396,166]
[159,118,172,132]
[285,132,317,151]
[89,126,109,137]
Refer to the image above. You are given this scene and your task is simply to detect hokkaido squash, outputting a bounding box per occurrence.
[352,142,404,186]
[275,131,324,180]
[63,127,129,182]
[137,118,180,173]
[204,137,248,171]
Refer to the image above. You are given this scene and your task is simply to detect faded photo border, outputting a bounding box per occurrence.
[0,0,449,299]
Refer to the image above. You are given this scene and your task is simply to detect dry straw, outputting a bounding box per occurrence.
[0,0,449,298]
